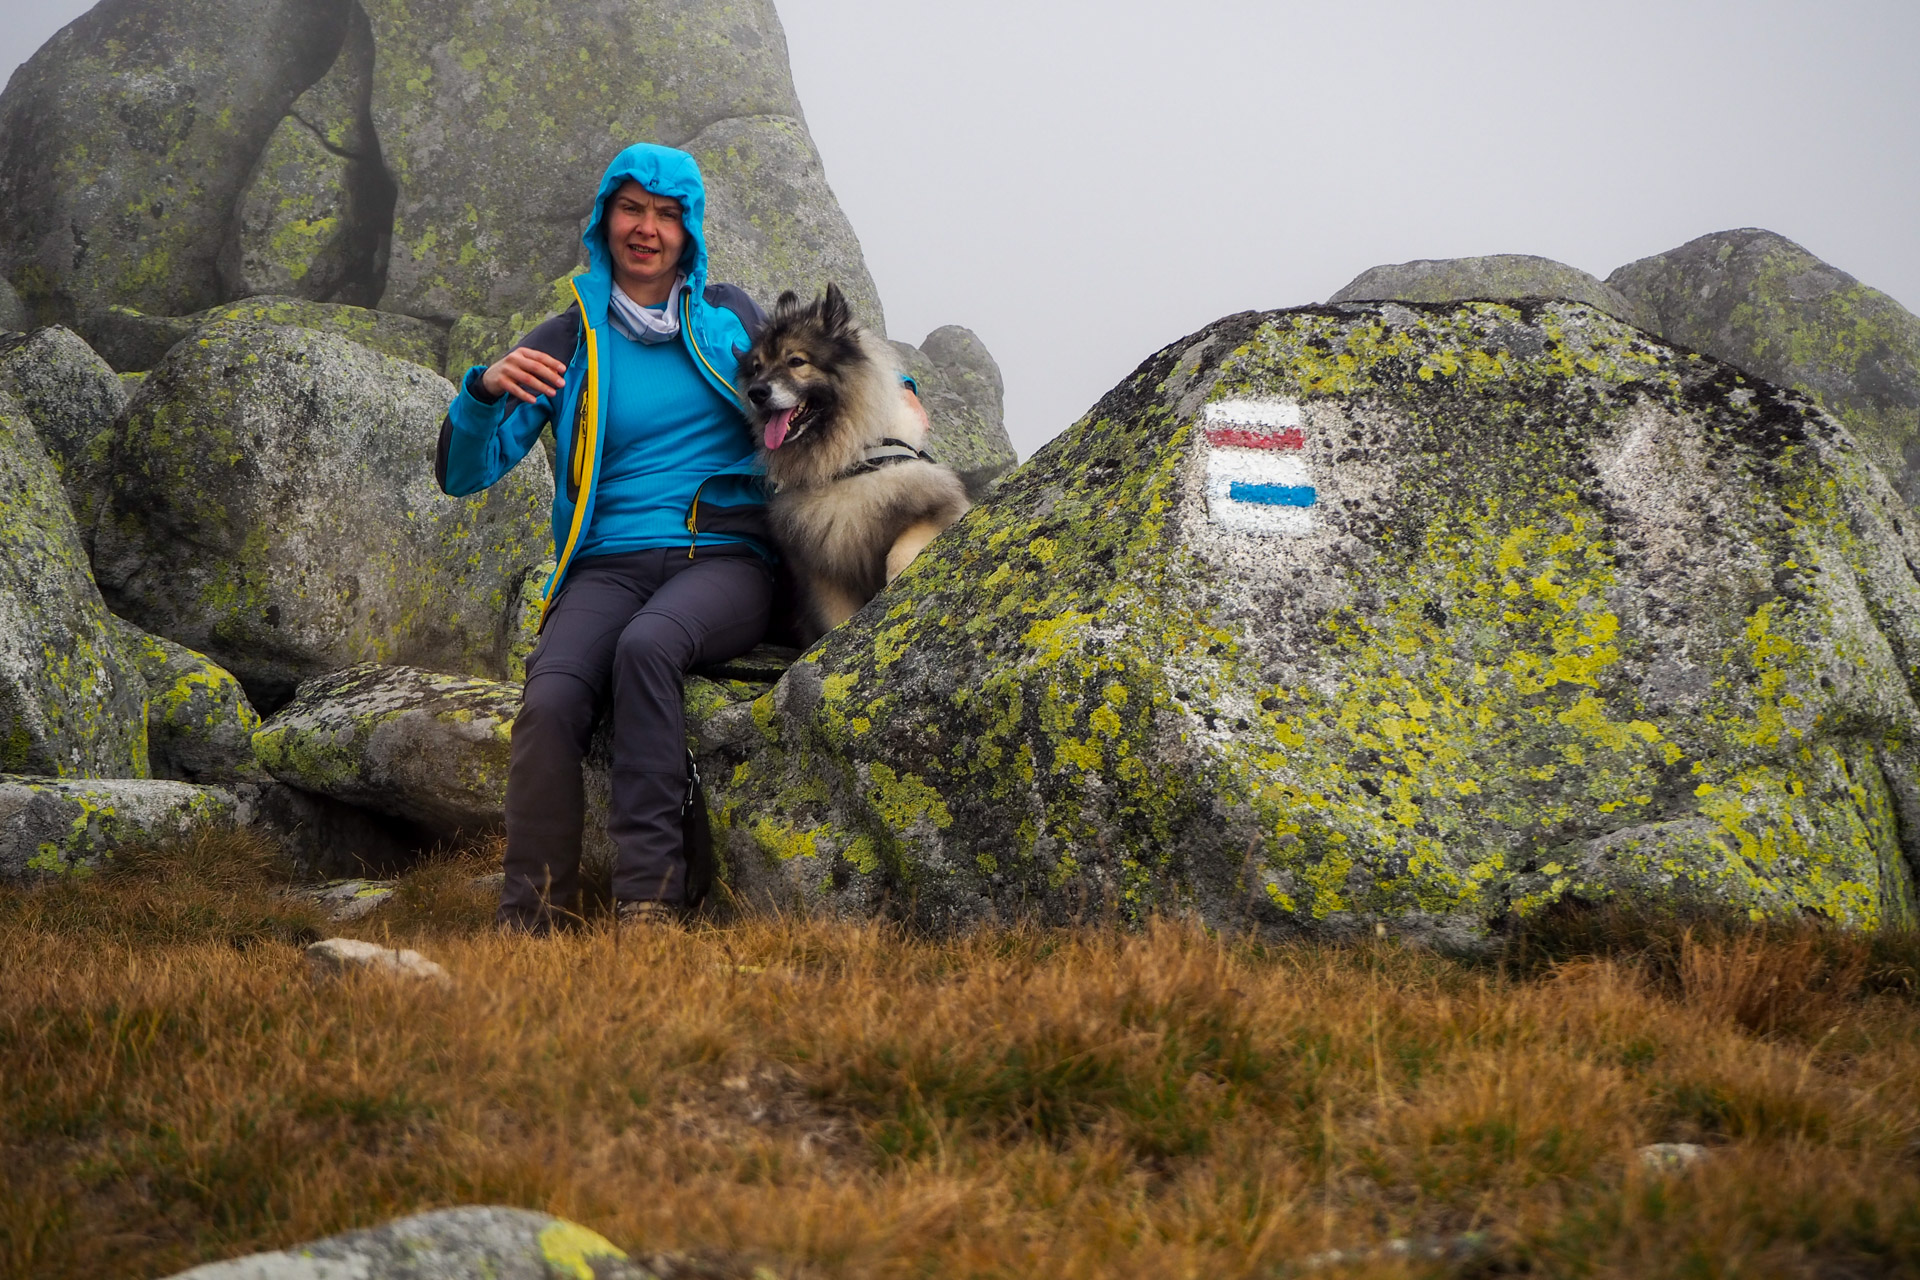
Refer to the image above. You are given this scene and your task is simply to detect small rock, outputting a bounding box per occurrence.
[296,879,397,922]
[306,937,448,985]
[1639,1142,1711,1173]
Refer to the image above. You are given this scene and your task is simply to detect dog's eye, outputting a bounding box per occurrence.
[786,355,807,369]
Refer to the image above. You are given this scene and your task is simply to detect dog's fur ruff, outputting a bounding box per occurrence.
[737,284,970,643]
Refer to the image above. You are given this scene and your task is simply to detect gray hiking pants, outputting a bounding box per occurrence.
[498,546,771,931]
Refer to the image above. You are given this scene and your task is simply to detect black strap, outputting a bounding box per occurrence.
[834,438,940,481]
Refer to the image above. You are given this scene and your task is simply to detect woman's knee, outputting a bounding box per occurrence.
[515,671,598,752]
[614,612,696,673]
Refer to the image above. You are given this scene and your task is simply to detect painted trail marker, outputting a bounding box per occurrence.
[1202,400,1316,536]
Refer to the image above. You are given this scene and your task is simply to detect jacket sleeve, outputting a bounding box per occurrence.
[434,307,581,496]
[437,368,555,496]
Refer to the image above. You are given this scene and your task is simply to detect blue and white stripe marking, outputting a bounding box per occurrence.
[1203,400,1317,536]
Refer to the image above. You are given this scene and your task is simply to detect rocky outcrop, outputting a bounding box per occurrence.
[1330,255,1654,332]
[694,301,1920,940]
[0,390,148,778]
[892,325,1017,498]
[90,313,550,710]
[0,0,352,333]
[0,776,243,880]
[0,325,126,523]
[688,113,885,332]
[0,279,27,332]
[1607,229,1920,508]
[364,0,806,324]
[92,294,447,374]
[109,617,264,784]
[219,3,394,307]
[157,1206,653,1280]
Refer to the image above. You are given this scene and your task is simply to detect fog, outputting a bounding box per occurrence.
[6,0,1917,456]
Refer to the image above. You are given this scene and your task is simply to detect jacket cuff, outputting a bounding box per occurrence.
[462,365,503,406]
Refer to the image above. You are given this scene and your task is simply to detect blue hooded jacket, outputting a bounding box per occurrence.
[437,144,768,624]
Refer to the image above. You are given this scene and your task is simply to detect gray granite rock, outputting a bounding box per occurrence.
[0,775,242,881]
[158,1206,655,1280]
[0,325,126,525]
[1330,254,1654,331]
[90,313,549,709]
[1608,228,1920,509]
[0,0,352,333]
[220,3,393,307]
[109,616,264,785]
[0,389,149,778]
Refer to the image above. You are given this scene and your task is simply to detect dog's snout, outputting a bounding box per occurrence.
[747,382,771,407]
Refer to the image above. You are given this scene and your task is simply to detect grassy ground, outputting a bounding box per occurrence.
[3,831,1919,1279]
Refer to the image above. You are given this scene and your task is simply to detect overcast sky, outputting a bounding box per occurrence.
[6,0,1917,457]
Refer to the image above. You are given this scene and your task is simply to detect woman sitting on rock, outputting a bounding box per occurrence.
[436,144,778,933]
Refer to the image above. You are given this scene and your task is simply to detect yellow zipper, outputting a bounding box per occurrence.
[541,279,601,627]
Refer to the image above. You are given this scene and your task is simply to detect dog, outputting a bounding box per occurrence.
[737,284,970,643]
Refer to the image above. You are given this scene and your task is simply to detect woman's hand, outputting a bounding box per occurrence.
[483,348,568,404]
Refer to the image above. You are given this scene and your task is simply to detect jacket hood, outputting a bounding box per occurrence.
[581,144,710,297]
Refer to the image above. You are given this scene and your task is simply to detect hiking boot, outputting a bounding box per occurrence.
[616,899,681,931]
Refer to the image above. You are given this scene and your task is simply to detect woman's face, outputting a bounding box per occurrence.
[605,180,687,300]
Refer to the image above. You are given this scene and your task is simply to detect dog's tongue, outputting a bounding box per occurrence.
[763,406,796,451]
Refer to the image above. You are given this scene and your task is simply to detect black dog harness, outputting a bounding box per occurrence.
[836,437,940,480]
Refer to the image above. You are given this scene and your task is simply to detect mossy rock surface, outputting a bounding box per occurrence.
[0,325,127,529]
[90,315,550,710]
[1331,254,1655,332]
[1608,228,1920,510]
[0,775,241,882]
[0,278,26,332]
[700,300,1920,940]
[0,0,351,330]
[109,616,264,785]
[218,3,393,308]
[891,325,1016,499]
[0,390,148,779]
[157,1206,654,1280]
[363,0,805,323]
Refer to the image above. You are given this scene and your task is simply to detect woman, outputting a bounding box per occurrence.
[438,144,776,932]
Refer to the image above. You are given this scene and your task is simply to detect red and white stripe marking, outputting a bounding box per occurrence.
[1203,400,1317,536]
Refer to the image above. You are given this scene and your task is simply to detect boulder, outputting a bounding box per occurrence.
[0,776,243,881]
[0,390,149,778]
[91,314,551,710]
[363,0,806,324]
[0,0,352,331]
[219,3,394,307]
[0,277,26,331]
[1330,254,1655,332]
[697,300,1920,939]
[157,1206,653,1280]
[1607,229,1920,508]
[0,325,127,523]
[252,654,783,857]
[688,113,885,332]
[252,664,518,838]
[109,617,264,785]
[306,936,448,985]
[92,295,447,375]
[891,325,1017,499]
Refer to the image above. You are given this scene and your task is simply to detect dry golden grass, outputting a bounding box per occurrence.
[4,830,1919,1279]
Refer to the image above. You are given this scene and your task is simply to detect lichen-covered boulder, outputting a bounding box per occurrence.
[219,4,393,308]
[0,325,127,523]
[109,617,264,785]
[688,113,885,332]
[701,301,1920,939]
[94,295,447,375]
[364,0,807,323]
[253,664,519,838]
[0,391,148,778]
[90,314,551,710]
[1607,229,1920,508]
[0,0,351,331]
[0,776,242,881]
[1330,255,1654,332]
[892,325,1017,499]
[0,278,26,332]
[157,1206,654,1280]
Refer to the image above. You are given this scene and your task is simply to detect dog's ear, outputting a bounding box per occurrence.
[820,282,852,333]
[774,290,801,318]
